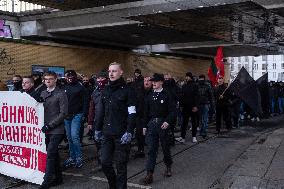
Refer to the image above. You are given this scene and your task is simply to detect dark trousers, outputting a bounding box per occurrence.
[146,119,173,173]
[101,136,130,189]
[216,106,231,132]
[135,117,145,152]
[181,110,198,139]
[44,134,64,182]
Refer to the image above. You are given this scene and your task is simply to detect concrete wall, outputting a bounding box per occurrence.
[0,41,229,82]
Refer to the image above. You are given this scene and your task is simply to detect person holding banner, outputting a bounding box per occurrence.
[39,71,68,189]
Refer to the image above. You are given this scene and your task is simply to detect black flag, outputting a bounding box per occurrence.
[225,67,254,96]
[238,81,262,114]
[256,73,269,116]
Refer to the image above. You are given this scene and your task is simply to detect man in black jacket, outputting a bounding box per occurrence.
[214,77,231,134]
[21,76,41,102]
[198,75,214,138]
[63,70,89,168]
[95,62,136,189]
[176,72,199,143]
[133,75,152,158]
[141,73,176,185]
[39,71,68,189]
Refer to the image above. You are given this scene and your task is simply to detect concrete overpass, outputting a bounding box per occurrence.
[2,0,284,57]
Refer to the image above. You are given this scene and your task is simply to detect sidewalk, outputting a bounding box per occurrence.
[216,126,284,189]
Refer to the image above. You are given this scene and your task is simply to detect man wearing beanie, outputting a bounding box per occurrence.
[176,72,199,143]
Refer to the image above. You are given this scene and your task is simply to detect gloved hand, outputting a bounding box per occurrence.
[42,124,50,133]
[120,132,132,144]
[94,130,103,142]
[81,116,86,123]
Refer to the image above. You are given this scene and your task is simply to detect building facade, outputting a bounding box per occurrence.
[228,55,284,82]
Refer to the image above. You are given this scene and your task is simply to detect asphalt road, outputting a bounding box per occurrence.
[1,116,284,189]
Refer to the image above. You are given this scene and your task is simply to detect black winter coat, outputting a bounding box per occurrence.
[64,82,89,117]
[181,81,199,110]
[96,78,136,137]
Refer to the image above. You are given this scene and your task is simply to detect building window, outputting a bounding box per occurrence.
[245,56,249,62]
[262,64,267,70]
[282,63,284,69]
[254,64,258,70]
[238,57,241,62]
[262,55,267,61]
[273,55,276,61]
[238,64,242,71]
[282,55,284,62]
[273,63,276,69]
[245,64,249,70]
[231,64,234,71]
[273,72,276,78]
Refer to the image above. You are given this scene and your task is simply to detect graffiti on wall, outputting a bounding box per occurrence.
[0,48,16,75]
[0,19,12,38]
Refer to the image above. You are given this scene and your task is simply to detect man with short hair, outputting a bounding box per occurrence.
[39,71,68,189]
[141,73,176,185]
[214,76,231,134]
[95,62,136,189]
[21,76,41,101]
[198,75,214,138]
[133,75,152,158]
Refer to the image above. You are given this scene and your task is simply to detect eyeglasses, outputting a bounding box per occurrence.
[44,78,55,81]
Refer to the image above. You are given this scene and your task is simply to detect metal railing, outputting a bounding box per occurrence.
[0,0,45,12]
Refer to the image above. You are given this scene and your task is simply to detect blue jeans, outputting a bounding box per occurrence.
[64,113,83,161]
[271,98,276,114]
[199,104,209,136]
[278,97,284,114]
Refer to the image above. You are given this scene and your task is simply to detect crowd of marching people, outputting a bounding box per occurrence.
[1,63,284,189]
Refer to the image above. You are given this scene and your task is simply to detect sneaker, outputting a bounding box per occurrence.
[63,158,75,168]
[251,118,255,122]
[189,127,192,131]
[256,117,260,122]
[75,159,83,168]
[192,137,198,143]
[175,137,185,143]
[197,127,200,131]
[240,115,244,120]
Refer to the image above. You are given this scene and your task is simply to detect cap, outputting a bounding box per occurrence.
[150,73,164,82]
[65,70,77,77]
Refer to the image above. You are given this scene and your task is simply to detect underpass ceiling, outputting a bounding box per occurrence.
[48,23,217,47]
[22,0,140,10]
[129,2,284,44]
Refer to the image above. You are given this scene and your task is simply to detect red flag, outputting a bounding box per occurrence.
[215,46,225,78]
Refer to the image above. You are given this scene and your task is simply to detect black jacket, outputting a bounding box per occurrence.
[181,81,199,110]
[198,80,214,106]
[96,78,136,137]
[64,82,89,117]
[144,88,176,128]
[21,87,41,102]
[214,84,229,108]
